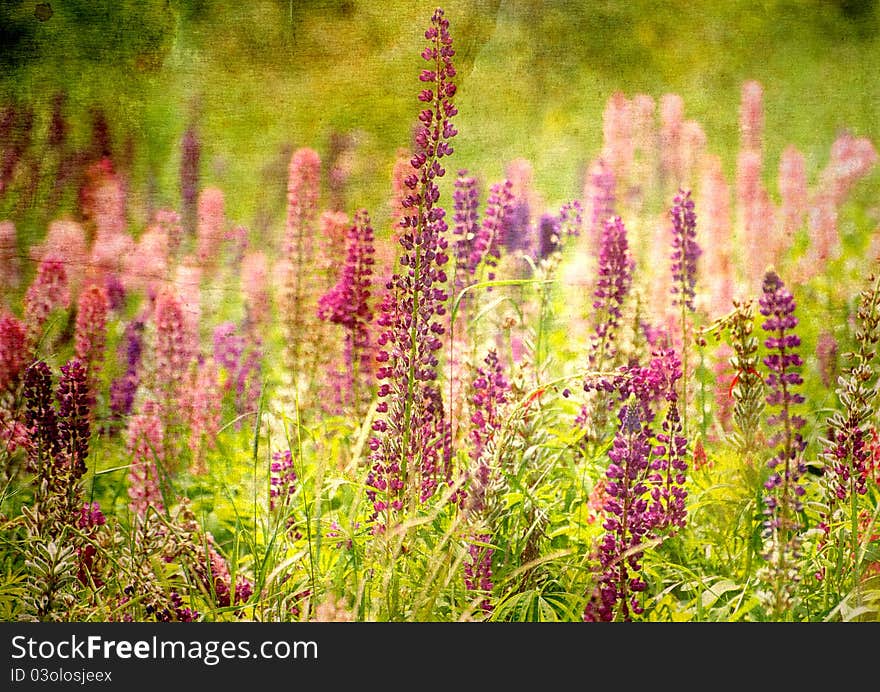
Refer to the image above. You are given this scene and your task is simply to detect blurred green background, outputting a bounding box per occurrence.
[1,0,878,241]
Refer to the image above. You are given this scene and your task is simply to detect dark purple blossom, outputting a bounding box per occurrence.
[481,180,515,284]
[669,189,701,312]
[588,215,634,368]
[452,170,481,292]
[57,358,92,480]
[23,360,60,470]
[463,533,494,614]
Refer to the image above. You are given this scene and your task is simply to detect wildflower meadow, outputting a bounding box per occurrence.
[1,2,880,625]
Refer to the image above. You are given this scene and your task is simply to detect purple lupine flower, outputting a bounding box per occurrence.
[22,360,60,471]
[317,208,376,408]
[463,533,494,614]
[669,189,701,312]
[180,123,200,233]
[558,199,583,239]
[536,213,560,261]
[367,7,458,528]
[585,401,654,622]
[583,348,688,621]
[467,349,509,513]
[758,269,807,612]
[584,158,616,253]
[501,198,531,255]
[109,318,145,420]
[213,321,245,375]
[589,216,634,368]
[483,180,516,278]
[57,358,92,480]
[452,170,481,292]
[270,449,297,512]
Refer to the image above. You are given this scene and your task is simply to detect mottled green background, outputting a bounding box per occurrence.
[1,0,878,240]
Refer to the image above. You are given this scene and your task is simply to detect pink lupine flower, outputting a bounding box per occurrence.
[0,311,26,395]
[601,92,633,194]
[659,93,685,188]
[241,250,270,335]
[582,158,616,256]
[196,186,226,272]
[317,209,350,287]
[778,145,808,254]
[32,220,87,297]
[127,400,165,517]
[24,253,70,351]
[630,93,657,204]
[152,286,192,410]
[736,149,777,289]
[818,131,878,206]
[697,154,735,317]
[173,258,202,358]
[739,80,764,153]
[73,282,109,400]
[680,120,707,191]
[181,356,221,475]
[0,220,18,293]
[284,147,321,261]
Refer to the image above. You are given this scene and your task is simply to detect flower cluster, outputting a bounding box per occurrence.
[583,348,687,621]
[463,534,494,614]
[367,7,457,527]
[24,254,70,351]
[126,401,165,517]
[270,449,297,512]
[451,170,481,292]
[588,215,634,369]
[109,318,145,420]
[317,208,376,409]
[669,189,700,312]
[757,269,807,615]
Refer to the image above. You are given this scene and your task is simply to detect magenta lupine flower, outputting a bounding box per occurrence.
[589,216,635,368]
[0,311,26,396]
[452,170,481,292]
[74,283,109,399]
[481,179,515,282]
[758,270,807,609]
[467,349,509,513]
[669,189,701,312]
[463,533,494,613]
[204,545,252,609]
[583,348,688,621]
[23,254,70,350]
[536,213,560,261]
[585,401,654,622]
[558,199,583,239]
[57,358,92,479]
[270,449,297,512]
[127,400,165,517]
[317,209,376,409]
[212,322,245,376]
[368,7,457,527]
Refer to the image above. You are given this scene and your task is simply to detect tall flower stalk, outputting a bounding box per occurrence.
[317,209,376,415]
[669,189,701,437]
[368,7,457,531]
[818,270,880,600]
[757,269,807,619]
